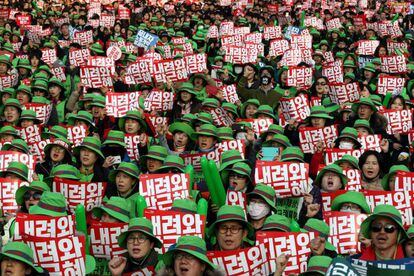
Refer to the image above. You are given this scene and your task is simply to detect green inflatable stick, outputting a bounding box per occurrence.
[136,194,147,217]
[383,92,393,108]
[75,204,89,254]
[391,13,399,23]
[185,165,195,190]
[290,219,301,232]
[197,198,208,218]
[207,160,226,207]
[201,157,219,206]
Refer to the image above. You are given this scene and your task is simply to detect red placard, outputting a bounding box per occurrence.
[41,48,57,65]
[144,115,169,138]
[14,213,75,240]
[358,134,382,151]
[124,134,144,161]
[16,14,31,27]
[143,90,174,112]
[184,53,207,74]
[51,66,67,82]
[269,39,289,57]
[117,5,131,20]
[23,103,52,125]
[87,56,115,75]
[207,25,219,39]
[324,211,368,255]
[236,118,273,136]
[153,58,188,83]
[264,26,282,40]
[28,139,50,163]
[180,148,221,172]
[344,169,362,191]
[381,109,413,134]
[280,94,311,122]
[326,18,342,30]
[217,140,245,158]
[52,178,107,213]
[328,82,360,104]
[72,30,94,46]
[226,190,247,211]
[291,34,312,50]
[322,190,347,212]
[125,57,153,85]
[299,125,338,154]
[0,74,18,90]
[254,161,310,198]
[322,64,343,84]
[280,49,302,66]
[105,91,141,118]
[0,179,28,216]
[144,209,206,253]
[377,75,405,96]
[0,151,36,181]
[139,173,190,210]
[324,148,365,165]
[357,40,380,56]
[224,46,258,64]
[66,125,87,147]
[16,124,43,145]
[380,55,407,74]
[220,84,240,104]
[209,107,234,127]
[286,66,313,89]
[69,48,90,66]
[80,65,113,88]
[89,221,128,259]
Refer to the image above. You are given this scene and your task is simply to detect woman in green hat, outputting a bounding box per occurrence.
[2,162,29,182]
[48,76,67,123]
[334,127,362,149]
[0,55,11,77]
[1,98,22,126]
[158,122,195,155]
[93,196,131,223]
[73,137,108,182]
[247,184,277,230]
[224,161,253,193]
[254,105,277,120]
[0,241,44,275]
[15,85,32,105]
[1,139,29,154]
[0,126,20,143]
[404,224,414,257]
[0,88,15,106]
[192,124,218,152]
[17,110,41,128]
[101,130,130,167]
[240,99,259,119]
[354,119,374,137]
[157,155,186,174]
[35,138,73,176]
[67,111,96,136]
[118,110,149,136]
[109,218,162,275]
[160,236,219,275]
[381,165,409,191]
[347,97,387,136]
[331,191,371,214]
[170,82,202,122]
[314,164,347,193]
[141,145,168,174]
[106,162,140,199]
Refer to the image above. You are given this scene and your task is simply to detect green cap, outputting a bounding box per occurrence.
[191,124,218,140]
[0,126,20,138]
[118,110,147,132]
[280,146,304,163]
[108,162,140,183]
[314,164,347,189]
[1,139,29,154]
[219,149,245,171]
[89,94,106,108]
[41,125,68,140]
[262,214,291,232]
[142,145,168,162]
[0,242,43,273]
[118,217,163,248]
[334,154,360,170]
[15,181,50,206]
[335,127,361,147]
[259,124,284,140]
[29,191,67,217]
[255,105,276,120]
[103,130,126,147]
[3,162,29,181]
[67,111,95,127]
[73,137,105,160]
[262,134,292,148]
[169,122,195,140]
[354,119,373,134]
[301,256,332,275]
[331,191,371,214]
[93,196,131,223]
[248,184,277,212]
[381,165,409,191]
[171,198,198,214]
[157,155,186,173]
[217,126,234,141]
[48,164,80,181]
[308,105,333,119]
[240,99,260,118]
[302,219,336,251]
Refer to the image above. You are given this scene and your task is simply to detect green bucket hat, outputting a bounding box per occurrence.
[3,162,29,181]
[18,109,41,125]
[169,122,195,140]
[37,65,51,76]
[142,145,168,162]
[48,164,80,181]
[2,139,30,154]
[163,236,216,270]
[353,119,374,134]
[67,111,95,127]
[191,124,218,140]
[194,112,213,125]
[73,137,104,160]
[202,98,220,109]
[118,217,163,248]
[180,113,197,124]
[43,138,72,159]
[118,110,147,132]
[157,155,186,173]
[334,154,360,170]
[322,97,340,114]
[344,72,356,81]
[208,205,255,240]
[308,105,333,120]
[343,60,357,68]
[15,181,51,206]
[41,125,68,140]
[171,198,198,214]
[192,31,206,41]
[0,242,43,273]
[255,105,276,120]
[259,124,284,140]
[0,125,20,138]
[335,127,361,147]
[16,84,32,96]
[331,191,371,214]
[89,94,106,108]
[226,162,252,182]
[92,196,131,223]
[32,80,49,92]
[48,76,65,90]
[15,58,31,70]
[314,164,347,188]
[407,224,414,239]
[90,42,104,54]
[3,98,22,112]
[217,126,234,141]
[262,134,292,148]
[222,102,239,118]
[178,82,198,95]
[360,204,408,241]
[381,165,409,191]
[363,62,376,73]
[301,256,332,275]
[247,184,277,212]
[240,99,260,118]
[302,219,336,251]
[103,130,126,147]
[0,55,11,67]
[219,149,245,171]
[262,214,292,232]
[29,191,67,217]
[0,87,15,98]
[280,146,305,163]
[108,162,140,183]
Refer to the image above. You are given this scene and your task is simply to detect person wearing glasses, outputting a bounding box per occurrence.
[109,218,162,275]
[207,205,255,251]
[352,204,408,260]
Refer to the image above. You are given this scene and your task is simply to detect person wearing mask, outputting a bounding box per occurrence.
[246,184,277,231]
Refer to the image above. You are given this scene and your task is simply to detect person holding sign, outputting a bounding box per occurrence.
[92,196,130,223]
[314,164,348,193]
[0,241,45,276]
[106,162,140,200]
[331,191,371,215]
[141,145,168,174]
[73,137,108,182]
[246,184,277,231]
[355,204,408,260]
[158,122,195,155]
[381,165,410,191]
[35,138,73,177]
[207,205,255,251]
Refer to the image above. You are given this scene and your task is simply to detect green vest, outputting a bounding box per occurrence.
[56,100,67,123]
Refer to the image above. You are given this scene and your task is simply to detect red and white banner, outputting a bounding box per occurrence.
[299,125,338,154]
[357,40,380,56]
[286,66,313,89]
[269,39,289,57]
[41,49,57,65]
[328,82,360,104]
[324,211,367,255]
[144,90,174,112]
[183,53,207,75]
[226,190,247,210]
[80,66,113,88]
[144,115,169,138]
[14,214,75,240]
[72,30,94,46]
[209,107,234,127]
[125,57,153,85]
[395,171,414,193]
[387,41,408,55]
[380,55,407,74]
[105,91,141,118]
[255,231,318,275]
[377,75,405,96]
[16,125,43,145]
[51,66,66,82]
[305,17,324,30]
[224,46,258,64]
[28,139,50,163]
[280,49,303,66]
[100,14,115,28]
[207,25,219,39]
[124,134,144,161]
[23,235,87,275]
[220,84,240,104]
[220,21,235,36]
[322,64,343,84]
[326,18,342,30]
[16,14,31,27]
[24,103,52,125]
[181,148,221,171]
[358,134,382,151]
[280,94,311,122]
[144,209,206,254]
[0,151,36,181]
[291,34,312,50]
[66,125,87,147]
[0,179,28,216]
[52,178,107,213]
[153,58,188,83]
[263,26,282,40]
[324,149,365,165]
[255,161,310,198]
[89,221,128,259]
[0,74,18,90]
[322,190,347,212]
[381,109,413,134]
[236,118,273,136]
[139,173,190,210]
[217,140,245,159]
[344,169,362,191]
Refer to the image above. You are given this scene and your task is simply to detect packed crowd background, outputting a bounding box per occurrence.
[1,0,414,275]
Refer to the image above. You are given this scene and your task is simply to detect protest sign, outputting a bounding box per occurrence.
[181,148,221,171]
[209,107,234,127]
[80,66,113,88]
[322,64,344,84]
[236,118,273,136]
[381,109,413,134]
[328,82,360,104]
[66,125,87,147]
[299,125,338,154]
[89,221,128,259]
[226,190,247,210]
[220,84,240,104]
[357,40,380,56]
[344,169,363,191]
[217,140,245,158]
[268,39,290,57]
[125,57,153,85]
[124,133,144,161]
[51,66,66,82]
[144,90,174,112]
[0,151,36,181]
[105,91,141,117]
[24,103,52,125]
[377,76,405,96]
[72,30,94,46]
[280,94,311,122]
[264,26,282,40]
[380,55,407,74]
[153,58,188,83]
[358,134,382,151]
[324,149,365,165]
[322,190,347,212]
[16,124,43,145]
[134,30,159,50]
[0,178,28,216]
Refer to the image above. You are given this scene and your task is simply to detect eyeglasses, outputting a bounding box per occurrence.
[174,252,197,262]
[218,225,243,234]
[370,224,397,234]
[127,235,149,244]
[23,191,42,201]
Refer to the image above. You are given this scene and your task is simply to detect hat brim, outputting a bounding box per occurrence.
[73,145,105,160]
[118,116,148,132]
[314,168,347,188]
[207,217,255,241]
[163,248,216,270]
[331,195,371,214]
[360,213,408,241]
[118,228,163,249]
[191,131,218,140]
[108,168,139,183]
[15,186,44,206]
[308,113,334,120]
[0,252,43,273]
[169,123,195,140]
[92,205,130,223]
[247,192,277,213]
[29,204,67,217]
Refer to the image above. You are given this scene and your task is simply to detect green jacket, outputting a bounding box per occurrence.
[237,76,282,108]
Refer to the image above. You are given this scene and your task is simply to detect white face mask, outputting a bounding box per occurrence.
[247,202,270,220]
[339,141,354,149]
